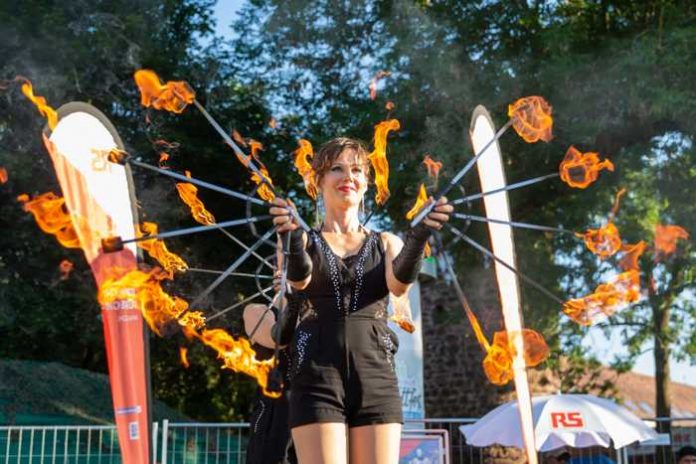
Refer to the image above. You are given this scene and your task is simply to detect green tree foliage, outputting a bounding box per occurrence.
[0,0,298,421]
[230,0,695,419]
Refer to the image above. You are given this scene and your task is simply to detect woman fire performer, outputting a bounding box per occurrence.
[270,137,452,464]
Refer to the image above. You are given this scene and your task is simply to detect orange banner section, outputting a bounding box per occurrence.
[43,104,150,464]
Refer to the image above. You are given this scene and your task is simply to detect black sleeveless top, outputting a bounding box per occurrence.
[299,229,389,320]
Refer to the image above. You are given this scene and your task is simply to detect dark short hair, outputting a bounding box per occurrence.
[678,446,696,461]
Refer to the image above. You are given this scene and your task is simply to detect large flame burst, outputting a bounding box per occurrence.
[98,268,205,337]
[563,270,641,326]
[134,70,195,114]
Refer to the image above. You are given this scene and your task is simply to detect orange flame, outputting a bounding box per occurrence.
[179,347,190,368]
[559,146,614,189]
[482,330,549,386]
[369,70,391,100]
[619,241,646,271]
[563,270,641,326]
[293,139,317,199]
[249,139,264,159]
[59,259,74,280]
[20,192,81,248]
[17,193,29,202]
[0,167,7,184]
[136,222,188,277]
[579,222,622,259]
[176,173,216,226]
[654,224,689,261]
[18,77,58,130]
[232,129,248,147]
[405,184,431,257]
[609,188,626,219]
[192,328,280,398]
[158,153,170,167]
[389,315,416,333]
[98,267,205,337]
[229,133,275,202]
[406,184,429,221]
[133,69,195,114]
[508,96,553,143]
[368,119,400,205]
[422,154,442,180]
[579,189,626,259]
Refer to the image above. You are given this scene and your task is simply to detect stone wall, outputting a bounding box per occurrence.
[419,266,514,418]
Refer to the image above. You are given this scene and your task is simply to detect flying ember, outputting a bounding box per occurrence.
[508,96,553,143]
[654,224,689,260]
[422,154,443,180]
[133,69,195,114]
[58,258,74,278]
[20,192,81,249]
[136,222,189,278]
[563,270,641,326]
[369,70,391,100]
[385,101,395,111]
[293,139,317,199]
[179,347,190,368]
[18,77,58,130]
[0,167,7,184]
[59,259,74,280]
[158,153,170,167]
[559,146,614,189]
[369,118,400,205]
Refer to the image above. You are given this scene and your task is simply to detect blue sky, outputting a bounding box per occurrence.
[212,1,696,388]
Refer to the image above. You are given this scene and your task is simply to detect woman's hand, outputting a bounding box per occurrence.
[422,196,453,231]
[270,197,301,233]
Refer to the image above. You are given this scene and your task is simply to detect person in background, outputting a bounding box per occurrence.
[677,446,696,464]
[243,284,297,464]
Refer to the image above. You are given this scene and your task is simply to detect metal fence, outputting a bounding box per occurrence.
[1,418,693,463]
[0,423,158,463]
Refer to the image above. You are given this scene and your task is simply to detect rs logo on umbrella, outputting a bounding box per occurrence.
[551,412,585,428]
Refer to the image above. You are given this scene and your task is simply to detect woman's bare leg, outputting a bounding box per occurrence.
[348,423,402,464]
[292,422,348,464]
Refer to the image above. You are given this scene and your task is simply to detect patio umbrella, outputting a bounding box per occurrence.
[460,394,657,452]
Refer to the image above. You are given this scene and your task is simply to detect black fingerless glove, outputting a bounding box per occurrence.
[392,223,431,284]
[285,229,312,281]
[271,292,303,346]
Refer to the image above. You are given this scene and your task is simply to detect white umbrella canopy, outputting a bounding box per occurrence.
[460,394,657,452]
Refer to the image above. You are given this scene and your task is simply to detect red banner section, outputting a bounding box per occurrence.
[43,103,150,463]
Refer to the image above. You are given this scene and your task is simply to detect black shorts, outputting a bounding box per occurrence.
[288,318,403,429]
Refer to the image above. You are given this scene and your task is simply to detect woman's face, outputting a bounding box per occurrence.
[319,148,368,210]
